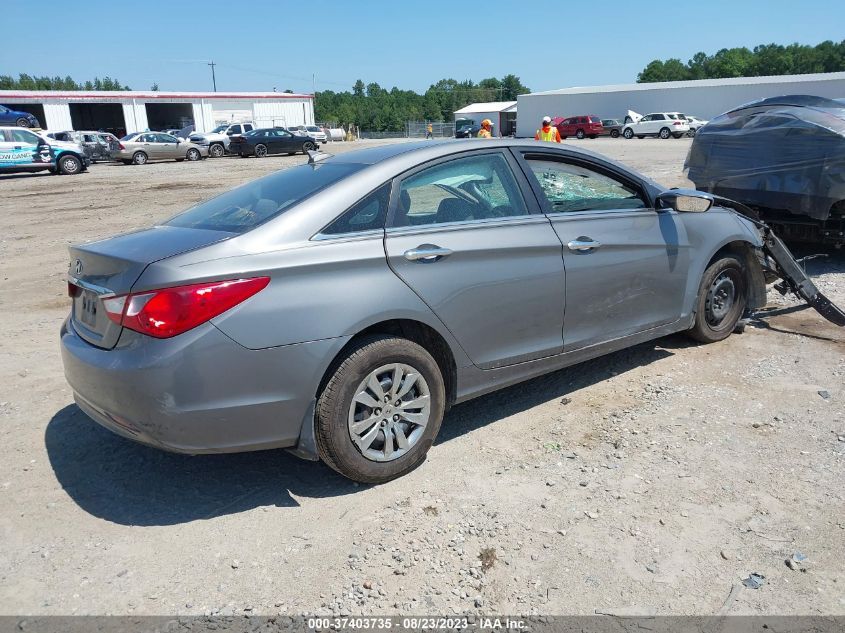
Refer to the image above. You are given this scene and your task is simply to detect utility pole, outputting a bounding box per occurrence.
[208,61,217,92]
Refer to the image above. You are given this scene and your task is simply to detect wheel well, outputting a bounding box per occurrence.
[705,240,767,310]
[318,319,458,409]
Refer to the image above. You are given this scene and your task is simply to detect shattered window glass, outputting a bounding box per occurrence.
[526,159,647,213]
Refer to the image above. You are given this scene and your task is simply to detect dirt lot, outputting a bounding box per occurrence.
[0,138,843,617]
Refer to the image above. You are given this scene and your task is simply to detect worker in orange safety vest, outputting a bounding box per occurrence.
[535,116,562,142]
[477,119,493,138]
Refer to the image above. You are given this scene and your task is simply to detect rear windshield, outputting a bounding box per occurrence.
[165,163,364,233]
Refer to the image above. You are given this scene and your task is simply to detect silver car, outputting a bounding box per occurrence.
[60,140,825,483]
[115,132,208,165]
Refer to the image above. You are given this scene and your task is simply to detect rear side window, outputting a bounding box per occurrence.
[590,116,601,123]
[166,162,364,233]
[321,183,391,235]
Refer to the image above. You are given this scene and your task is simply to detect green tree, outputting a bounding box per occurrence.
[637,39,845,82]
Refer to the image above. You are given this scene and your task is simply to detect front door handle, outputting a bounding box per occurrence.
[404,244,453,262]
[567,237,602,252]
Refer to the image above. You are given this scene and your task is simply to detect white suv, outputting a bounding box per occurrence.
[192,122,255,157]
[304,125,327,144]
[622,112,690,139]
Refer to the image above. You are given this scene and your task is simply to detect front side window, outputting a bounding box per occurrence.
[322,183,391,235]
[524,157,647,213]
[157,133,178,143]
[166,162,365,233]
[392,153,528,228]
[244,124,253,131]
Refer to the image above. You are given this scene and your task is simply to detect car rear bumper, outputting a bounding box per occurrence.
[61,318,349,454]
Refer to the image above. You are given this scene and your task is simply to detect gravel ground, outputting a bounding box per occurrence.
[0,137,842,617]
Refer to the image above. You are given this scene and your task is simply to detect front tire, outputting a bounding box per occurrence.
[610,130,619,138]
[623,128,634,139]
[659,127,671,139]
[57,154,82,175]
[316,335,446,484]
[186,148,201,161]
[209,143,225,158]
[687,256,747,343]
[16,117,30,128]
[302,141,316,153]
[575,129,585,140]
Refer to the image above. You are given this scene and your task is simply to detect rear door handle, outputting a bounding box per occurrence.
[567,238,602,252]
[404,244,453,262]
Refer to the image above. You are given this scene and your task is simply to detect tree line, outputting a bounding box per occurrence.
[315,75,529,131]
[637,40,845,82]
[0,73,131,91]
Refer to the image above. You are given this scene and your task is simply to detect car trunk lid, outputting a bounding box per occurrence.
[68,225,235,349]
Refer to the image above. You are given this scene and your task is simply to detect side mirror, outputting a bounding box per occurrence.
[656,190,714,213]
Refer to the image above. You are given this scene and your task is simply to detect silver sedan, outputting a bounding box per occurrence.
[61,140,842,483]
[115,132,208,165]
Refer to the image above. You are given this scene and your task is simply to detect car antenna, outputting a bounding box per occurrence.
[307,149,332,164]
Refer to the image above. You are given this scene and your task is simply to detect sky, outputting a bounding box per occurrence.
[5,0,845,95]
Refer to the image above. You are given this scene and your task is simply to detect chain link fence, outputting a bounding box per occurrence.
[358,121,456,140]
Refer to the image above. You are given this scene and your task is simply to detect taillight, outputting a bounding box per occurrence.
[68,281,81,298]
[103,277,270,339]
[673,121,683,126]
[118,143,125,150]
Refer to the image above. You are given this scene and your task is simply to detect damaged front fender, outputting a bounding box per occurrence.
[715,195,845,327]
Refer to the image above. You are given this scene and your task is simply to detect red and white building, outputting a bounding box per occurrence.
[0,90,315,135]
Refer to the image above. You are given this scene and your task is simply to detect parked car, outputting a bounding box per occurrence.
[622,113,690,139]
[44,130,119,163]
[684,115,708,136]
[0,105,40,128]
[455,123,480,138]
[193,122,255,157]
[61,138,835,484]
[600,119,623,138]
[114,132,208,165]
[304,125,328,144]
[0,126,88,175]
[229,127,318,157]
[556,115,603,139]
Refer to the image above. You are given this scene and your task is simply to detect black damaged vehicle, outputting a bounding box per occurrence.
[686,95,845,247]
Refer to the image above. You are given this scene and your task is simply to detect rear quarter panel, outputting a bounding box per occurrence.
[134,234,473,368]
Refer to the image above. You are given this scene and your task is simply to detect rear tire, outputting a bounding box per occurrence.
[687,256,747,344]
[575,129,585,140]
[315,335,446,484]
[672,132,684,139]
[57,154,82,175]
[659,127,671,139]
[209,143,225,158]
[254,143,268,158]
[637,135,645,139]
[132,151,148,165]
[16,117,30,128]
[610,130,619,138]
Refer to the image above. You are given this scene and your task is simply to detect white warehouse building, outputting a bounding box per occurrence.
[0,90,315,136]
[516,72,845,138]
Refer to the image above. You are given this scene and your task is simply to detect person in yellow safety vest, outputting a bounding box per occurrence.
[535,116,562,142]
[426,123,433,139]
[477,119,493,138]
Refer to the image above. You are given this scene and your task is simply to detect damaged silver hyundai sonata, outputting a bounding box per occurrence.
[61,140,844,483]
